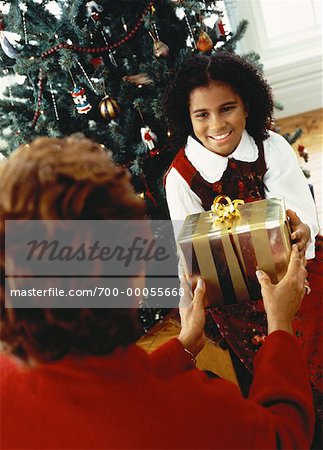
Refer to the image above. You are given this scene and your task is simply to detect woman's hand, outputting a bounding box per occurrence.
[287,209,310,258]
[177,278,206,358]
[256,244,307,335]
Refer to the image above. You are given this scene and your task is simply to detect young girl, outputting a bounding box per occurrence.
[164,52,318,259]
[163,53,322,427]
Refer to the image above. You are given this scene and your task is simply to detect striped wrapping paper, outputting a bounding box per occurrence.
[177,198,291,307]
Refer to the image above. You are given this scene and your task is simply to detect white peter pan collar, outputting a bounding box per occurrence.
[185,130,259,183]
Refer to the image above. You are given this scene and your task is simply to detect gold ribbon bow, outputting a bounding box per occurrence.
[210,195,245,229]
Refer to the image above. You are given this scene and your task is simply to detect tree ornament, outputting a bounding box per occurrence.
[154,40,169,58]
[123,73,153,86]
[99,95,120,121]
[86,1,103,23]
[121,17,127,32]
[297,144,309,162]
[148,30,169,58]
[197,31,213,52]
[149,148,160,158]
[90,56,104,68]
[141,126,157,150]
[215,19,227,39]
[71,85,92,114]
[0,20,20,59]
[90,77,106,94]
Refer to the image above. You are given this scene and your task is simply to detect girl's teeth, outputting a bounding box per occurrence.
[210,131,230,141]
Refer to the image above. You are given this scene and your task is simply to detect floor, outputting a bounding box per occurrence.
[138,315,239,386]
[137,108,323,383]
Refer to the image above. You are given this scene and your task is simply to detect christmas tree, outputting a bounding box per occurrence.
[0,0,249,218]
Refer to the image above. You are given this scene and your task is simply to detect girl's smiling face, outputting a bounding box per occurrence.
[189,81,248,157]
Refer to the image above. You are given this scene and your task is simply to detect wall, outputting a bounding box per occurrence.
[225,0,322,118]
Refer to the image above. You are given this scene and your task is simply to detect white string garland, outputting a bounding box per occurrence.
[77,61,99,95]
[22,11,28,45]
[49,81,59,121]
[183,11,197,49]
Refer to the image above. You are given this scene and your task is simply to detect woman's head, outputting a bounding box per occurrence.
[164,52,274,150]
[0,135,147,363]
[0,135,145,221]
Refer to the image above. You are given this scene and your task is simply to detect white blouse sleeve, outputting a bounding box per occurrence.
[165,168,204,221]
[165,167,204,243]
[263,132,319,259]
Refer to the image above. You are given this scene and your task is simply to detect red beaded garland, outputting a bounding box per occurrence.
[30,69,44,129]
[41,0,153,60]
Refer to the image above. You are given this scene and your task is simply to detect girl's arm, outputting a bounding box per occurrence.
[165,168,204,223]
[263,131,319,259]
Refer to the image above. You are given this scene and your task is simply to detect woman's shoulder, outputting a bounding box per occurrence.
[0,353,29,394]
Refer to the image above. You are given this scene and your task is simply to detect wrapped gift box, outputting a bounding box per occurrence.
[177,197,291,307]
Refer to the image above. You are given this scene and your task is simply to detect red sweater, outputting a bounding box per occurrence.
[0,331,314,449]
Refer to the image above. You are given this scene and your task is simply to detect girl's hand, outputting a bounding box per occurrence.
[256,245,307,335]
[178,278,206,358]
[287,209,310,258]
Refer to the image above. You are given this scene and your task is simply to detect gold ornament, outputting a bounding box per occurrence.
[98,95,120,121]
[197,31,214,52]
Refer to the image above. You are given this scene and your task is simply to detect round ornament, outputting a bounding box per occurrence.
[99,95,120,120]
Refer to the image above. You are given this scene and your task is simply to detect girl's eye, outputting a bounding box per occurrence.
[221,106,235,113]
[195,112,208,118]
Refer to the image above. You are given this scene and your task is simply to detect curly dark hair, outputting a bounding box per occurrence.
[0,135,147,363]
[164,52,274,148]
